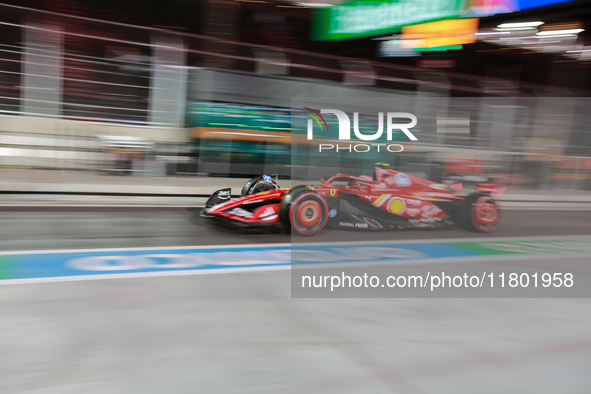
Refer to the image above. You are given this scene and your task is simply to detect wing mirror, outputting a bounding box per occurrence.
[319,178,326,183]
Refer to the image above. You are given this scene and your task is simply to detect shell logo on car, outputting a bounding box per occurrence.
[388,198,406,214]
[373,194,406,215]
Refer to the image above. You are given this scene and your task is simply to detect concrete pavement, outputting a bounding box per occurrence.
[2,266,590,394]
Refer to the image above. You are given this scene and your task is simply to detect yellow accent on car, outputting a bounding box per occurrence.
[372,194,388,206]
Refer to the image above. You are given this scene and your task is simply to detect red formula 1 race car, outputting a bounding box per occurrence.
[200,169,505,236]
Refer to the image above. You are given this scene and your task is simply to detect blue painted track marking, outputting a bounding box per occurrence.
[2,235,590,284]
[0,241,479,283]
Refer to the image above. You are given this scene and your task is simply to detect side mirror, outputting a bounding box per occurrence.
[319,178,326,183]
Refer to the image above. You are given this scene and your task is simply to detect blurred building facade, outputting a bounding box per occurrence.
[0,1,590,190]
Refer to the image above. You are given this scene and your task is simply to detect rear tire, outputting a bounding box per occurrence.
[280,187,328,236]
[460,192,503,232]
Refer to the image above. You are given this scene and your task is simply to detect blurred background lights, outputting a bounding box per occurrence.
[497,21,545,28]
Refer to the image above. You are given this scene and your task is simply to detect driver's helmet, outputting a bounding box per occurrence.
[251,180,277,194]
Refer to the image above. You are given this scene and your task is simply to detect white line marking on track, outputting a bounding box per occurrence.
[1,234,591,256]
[0,264,291,285]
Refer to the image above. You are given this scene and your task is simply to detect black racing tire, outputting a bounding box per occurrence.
[460,192,504,232]
[280,186,328,236]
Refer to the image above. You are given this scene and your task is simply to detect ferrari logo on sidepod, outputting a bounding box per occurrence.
[330,189,336,197]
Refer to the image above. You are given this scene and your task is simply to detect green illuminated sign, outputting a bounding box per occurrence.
[413,45,463,51]
[313,0,467,41]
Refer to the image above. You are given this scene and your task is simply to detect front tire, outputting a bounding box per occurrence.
[460,192,503,232]
[280,187,328,236]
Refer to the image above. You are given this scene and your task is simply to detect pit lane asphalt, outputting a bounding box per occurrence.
[2,209,591,394]
[0,208,589,251]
